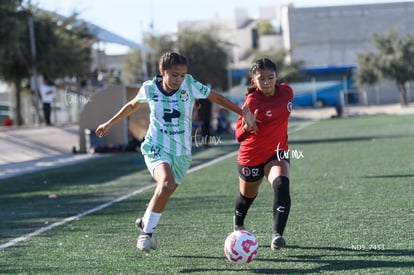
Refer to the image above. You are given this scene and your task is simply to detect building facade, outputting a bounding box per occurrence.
[285,2,414,66]
[177,1,414,104]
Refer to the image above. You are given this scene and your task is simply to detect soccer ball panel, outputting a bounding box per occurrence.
[224,230,258,264]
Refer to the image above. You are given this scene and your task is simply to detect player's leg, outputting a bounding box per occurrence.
[137,154,191,252]
[137,162,177,252]
[142,162,178,230]
[234,178,261,230]
[234,164,264,231]
[147,163,179,212]
[265,158,290,250]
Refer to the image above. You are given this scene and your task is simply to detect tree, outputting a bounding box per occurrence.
[258,20,277,35]
[0,0,30,125]
[356,29,414,106]
[176,27,228,90]
[34,12,93,79]
[121,33,174,84]
[0,2,93,125]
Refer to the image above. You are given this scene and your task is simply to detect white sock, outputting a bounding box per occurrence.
[142,210,162,234]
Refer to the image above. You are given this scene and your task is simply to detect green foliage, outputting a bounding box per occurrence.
[121,33,175,84]
[145,33,176,68]
[121,28,229,90]
[0,3,94,125]
[121,50,145,84]
[372,30,414,84]
[33,12,94,79]
[258,20,276,35]
[177,27,228,90]
[0,5,93,81]
[356,52,380,86]
[356,29,414,105]
[0,1,31,82]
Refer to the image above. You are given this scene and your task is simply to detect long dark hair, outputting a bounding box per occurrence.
[246,58,278,95]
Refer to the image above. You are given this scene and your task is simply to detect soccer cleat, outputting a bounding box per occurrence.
[271,234,286,250]
[137,234,151,252]
[234,224,246,231]
[135,218,157,250]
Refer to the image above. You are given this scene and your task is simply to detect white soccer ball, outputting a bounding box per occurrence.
[224,229,258,264]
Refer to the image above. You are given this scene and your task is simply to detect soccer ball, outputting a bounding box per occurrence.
[224,230,258,264]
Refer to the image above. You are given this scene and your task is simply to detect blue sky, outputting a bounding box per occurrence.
[34,0,412,54]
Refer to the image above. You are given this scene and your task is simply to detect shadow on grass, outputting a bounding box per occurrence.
[0,153,147,196]
[177,245,414,274]
[0,190,151,240]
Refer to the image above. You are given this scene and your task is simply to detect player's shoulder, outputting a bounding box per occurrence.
[278,82,293,91]
[138,78,154,90]
[245,90,260,101]
[184,73,196,83]
[148,76,162,86]
[140,76,162,92]
[277,83,293,95]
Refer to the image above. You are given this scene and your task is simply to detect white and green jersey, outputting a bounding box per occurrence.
[135,74,211,156]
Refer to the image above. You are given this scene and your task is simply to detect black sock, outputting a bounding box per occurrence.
[234,193,257,227]
[272,176,291,235]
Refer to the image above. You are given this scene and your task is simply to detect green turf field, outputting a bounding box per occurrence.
[0,114,413,274]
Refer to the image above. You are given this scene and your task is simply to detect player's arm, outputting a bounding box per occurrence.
[235,116,252,142]
[207,90,258,133]
[95,98,141,137]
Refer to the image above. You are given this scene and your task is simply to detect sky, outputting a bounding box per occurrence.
[34,0,412,54]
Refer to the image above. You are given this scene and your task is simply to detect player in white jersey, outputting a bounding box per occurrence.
[137,73,209,157]
[95,52,258,252]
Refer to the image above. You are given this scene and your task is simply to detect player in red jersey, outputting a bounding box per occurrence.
[233,58,293,250]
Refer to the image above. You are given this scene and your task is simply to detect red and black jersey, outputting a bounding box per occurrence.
[236,83,293,166]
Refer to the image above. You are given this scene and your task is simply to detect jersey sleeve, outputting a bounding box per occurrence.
[186,74,211,99]
[235,98,251,142]
[280,83,294,100]
[135,82,150,103]
[235,116,249,142]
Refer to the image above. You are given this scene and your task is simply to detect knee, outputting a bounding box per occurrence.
[272,176,290,192]
[272,176,291,207]
[157,179,177,195]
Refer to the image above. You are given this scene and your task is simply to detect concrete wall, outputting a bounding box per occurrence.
[78,84,151,153]
[285,2,414,66]
[78,84,127,152]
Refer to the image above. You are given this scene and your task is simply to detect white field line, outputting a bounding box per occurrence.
[288,119,318,133]
[0,151,239,251]
[0,184,155,251]
[0,119,316,251]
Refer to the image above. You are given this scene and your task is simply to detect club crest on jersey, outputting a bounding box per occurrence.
[287,101,293,112]
[180,90,189,102]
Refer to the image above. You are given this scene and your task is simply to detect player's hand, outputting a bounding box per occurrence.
[242,103,259,134]
[95,123,110,138]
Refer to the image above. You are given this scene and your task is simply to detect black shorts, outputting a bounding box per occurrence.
[238,150,290,182]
